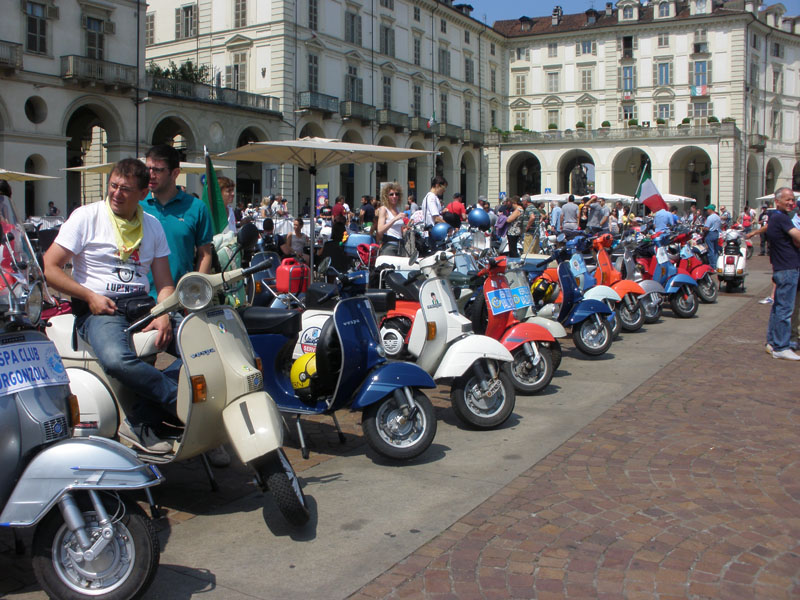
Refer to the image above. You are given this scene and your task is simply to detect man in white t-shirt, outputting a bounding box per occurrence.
[422,175,448,228]
[43,159,177,454]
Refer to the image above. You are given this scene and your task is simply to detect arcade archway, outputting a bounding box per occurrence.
[506,152,542,197]
[611,148,650,196]
[558,150,594,195]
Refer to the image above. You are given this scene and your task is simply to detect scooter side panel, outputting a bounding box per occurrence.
[502,322,556,352]
[222,391,284,465]
[433,336,512,381]
[664,273,698,294]
[0,438,162,527]
[582,285,622,303]
[350,363,436,410]
[565,299,613,327]
[65,368,118,438]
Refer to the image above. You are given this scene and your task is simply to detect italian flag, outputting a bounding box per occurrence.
[635,168,668,213]
[427,111,436,129]
[202,146,229,235]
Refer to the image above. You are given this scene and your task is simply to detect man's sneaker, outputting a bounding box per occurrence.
[772,349,800,361]
[118,419,172,454]
[765,343,773,354]
[759,297,774,305]
[206,445,231,468]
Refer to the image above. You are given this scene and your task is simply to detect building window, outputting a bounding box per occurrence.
[621,103,636,122]
[622,65,635,91]
[345,12,362,45]
[547,42,557,58]
[85,16,104,60]
[658,1,669,17]
[490,68,496,92]
[379,24,395,56]
[770,109,781,138]
[440,92,448,122]
[490,42,495,55]
[438,47,450,76]
[234,0,246,28]
[773,69,783,93]
[413,37,421,65]
[547,71,559,93]
[547,109,559,129]
[379,0,394,9]
[464,57,474,84]
[145,12,155,46]
[656,62,671,86]
[692,60,708,87]
[749,62,759,87]
[581,68,592,91]
[621,35,635,58]
[690,101,709,123]
[175,4,196,39]
[751,33,760,50]
[515,74,526,95]
[26,2,48,53]
[490,109,497,129]
[227,51,247,90]
[576,40,595,56]
[440,18,446,33]
[515,47,528,61]
[308,54,318,92]
[658,33,669,48]
[345,65,363,102]
[622,6,633,19]
[580,108,593,129]
[413,5,420,21]
[308,0,318,31]
[413,84,421,116]
[514,111,527,129]
[464,30,470,44]
[657,103,672,121]
[464,100,472,130]
[382,75,391,109]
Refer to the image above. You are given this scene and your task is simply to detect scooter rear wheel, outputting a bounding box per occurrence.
[505,344,553,394]
[451,367,515,429]
[572,317,613,356]
[362,389,436,460]
[254,449,310,527]
[696,273,718,303]
[32,493,159,600]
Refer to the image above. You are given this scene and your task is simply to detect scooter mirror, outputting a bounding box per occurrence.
[237,222,260,250]
[317,256,331,275]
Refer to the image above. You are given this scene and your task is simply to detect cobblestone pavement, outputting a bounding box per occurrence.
[350,279,800,599]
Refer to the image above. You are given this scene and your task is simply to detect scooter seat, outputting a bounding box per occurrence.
[385,271,420,303]
[364,289,396,313]
[239,306,302,337]
[46,314,159,360]
[305,282,338,309]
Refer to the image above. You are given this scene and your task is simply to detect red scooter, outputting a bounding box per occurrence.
[592,234,647,332]
[673,230,718,303]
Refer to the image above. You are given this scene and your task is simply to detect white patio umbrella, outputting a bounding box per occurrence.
[0,168,59,182]
[755,191,800,202]
[64,161,230,174]
[215,137,437,274]
[662,193,696,204]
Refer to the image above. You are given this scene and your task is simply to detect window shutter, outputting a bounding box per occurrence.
[390,29,395,56]
[617,67,621,90]
[592,41,597,55]
[191,7,197,36]
[105,21,115,34]
[634,105,638,120]
[633,36,638,50]
[688,61,694,86]
[575,42,581,56]
[357,16,362,46]
[633,67,637,90]
[81,13,88,28]
[687,103,693,118]
[709,102,714,116]
[225,65,232,88]
[240,59,247,90]
[707,61,712,85]
[46,5,59,19]
[175,8,181,38]
[652,103,657,119]
[356,77,363,102]
[616,37,621,51]
[618,105,622,122]
[653,62,658,86]
[345,14,352,42]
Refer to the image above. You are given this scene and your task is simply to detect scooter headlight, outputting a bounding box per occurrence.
[24,281,43,324]
[177,275,213,311]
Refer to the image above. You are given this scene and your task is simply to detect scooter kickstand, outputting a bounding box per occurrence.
[145,488,161,520]
[295,415,310,459]
[199,453,219,492]
[331,413,346,445]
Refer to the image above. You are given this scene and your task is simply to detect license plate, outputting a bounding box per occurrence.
[486,378,502,396]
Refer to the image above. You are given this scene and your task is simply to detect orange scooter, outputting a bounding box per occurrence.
[591,234,646,332]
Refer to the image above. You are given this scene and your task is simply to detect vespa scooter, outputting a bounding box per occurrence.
[716,228,747,293]
[46,226,310,526]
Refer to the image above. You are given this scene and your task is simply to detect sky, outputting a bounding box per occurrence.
[474,0,800,26]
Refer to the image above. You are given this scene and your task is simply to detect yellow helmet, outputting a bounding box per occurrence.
[531,278,557,304]
[290,352,317,396]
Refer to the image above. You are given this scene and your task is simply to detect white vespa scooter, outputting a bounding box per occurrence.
[716,228,747,293]
[46,227,310,526]
[381,251,517,429]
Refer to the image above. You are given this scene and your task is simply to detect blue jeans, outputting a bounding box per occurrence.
[706,231,719,268]
[78,313,178,423]
[767,268,800,352]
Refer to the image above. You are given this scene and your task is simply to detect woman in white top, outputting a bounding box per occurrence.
[376,183,407,256]
[281,217,310,264]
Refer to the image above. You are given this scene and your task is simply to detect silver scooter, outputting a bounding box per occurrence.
[0,193,162,600]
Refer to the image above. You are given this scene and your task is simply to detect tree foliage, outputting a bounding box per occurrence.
[147,60,210,84]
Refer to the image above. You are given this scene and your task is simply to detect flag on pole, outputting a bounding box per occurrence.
[635,164,668,213]
[202,146,228,235]
[427,111,436,129]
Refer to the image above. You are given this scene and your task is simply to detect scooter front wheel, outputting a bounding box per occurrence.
[618,294,645,332]
[642,293,663,324]
[669,285,698,318]
[253,449,310,527]
[451,367,515,429]
[362,389,436,461]
[32,492,159,600]
[605,300,622,338]
[696,273,718,303]
[572,317,613,356]
[505,344,553,394]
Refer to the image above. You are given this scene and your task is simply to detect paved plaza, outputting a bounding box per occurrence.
[2,256,797,599]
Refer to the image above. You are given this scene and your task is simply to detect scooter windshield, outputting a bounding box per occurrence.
[0,195,49,301]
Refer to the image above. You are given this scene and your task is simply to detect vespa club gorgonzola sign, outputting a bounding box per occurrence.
[0,341,70,394]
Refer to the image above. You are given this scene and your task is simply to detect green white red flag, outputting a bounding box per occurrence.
[635,167,668,213]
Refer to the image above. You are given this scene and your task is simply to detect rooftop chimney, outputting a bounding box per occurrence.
[605,2,613,16]
[454,3,474,16]
[552,6,563,26]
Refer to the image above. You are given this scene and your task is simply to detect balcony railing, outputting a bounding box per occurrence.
[486,122,738,145]
[298,91,339,114]
[409,116,433,134]
[748,133,767,150]
[438,122,463,140]
[463,129,484,145]
[377,109,409,130]
[0,40,22,70]
[340,100,375,122]
[61,55,137,87]
[149,76,280,114]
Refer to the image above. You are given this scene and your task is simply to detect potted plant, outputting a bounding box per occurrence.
[721,117,735,124]
[601,120,611,128]
[679,117,691,128]
[548,123,558,130]
[575,121,586,129]
[628,118,639,128]
[656,117,666,127]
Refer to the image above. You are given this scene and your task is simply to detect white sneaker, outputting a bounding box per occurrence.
[759,297,774,305]
[765,343,773,354]
[118,419,172,454]
[206,445,231,468]
[772,349,800,361]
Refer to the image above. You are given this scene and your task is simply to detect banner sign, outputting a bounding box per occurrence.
[511,285,533,309]
[0,341,70,395]
[486,288,515,315]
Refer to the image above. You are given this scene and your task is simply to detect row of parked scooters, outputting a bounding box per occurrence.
[1,196,744,599]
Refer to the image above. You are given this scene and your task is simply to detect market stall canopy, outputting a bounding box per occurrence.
[755,191,800,202]
[529,193,571,203]
[63,161,231,174]
[662,193,696,204]
[0,168,59,182]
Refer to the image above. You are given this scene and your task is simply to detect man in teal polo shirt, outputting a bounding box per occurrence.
[142,144,213,292]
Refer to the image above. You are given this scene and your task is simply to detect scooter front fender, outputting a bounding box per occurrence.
[523,316,568,338]
[502,322,556,352]
[351,362,436,410]
[565,299,612,327]
[582,285,621,304]
[223,391,284,465]
[433,336,512,381]
[664,273,698,294]
[0,437,162,527]
[638,279,666,296]
[611,280,645,298]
